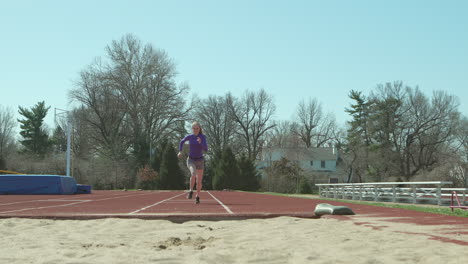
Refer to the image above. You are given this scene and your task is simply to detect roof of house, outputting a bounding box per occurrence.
[261,147,338,161]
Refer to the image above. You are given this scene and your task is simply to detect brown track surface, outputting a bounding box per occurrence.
[0,190,319,220]
[1,190,467,245]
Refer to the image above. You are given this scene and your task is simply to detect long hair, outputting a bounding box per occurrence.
[192,121,203,135]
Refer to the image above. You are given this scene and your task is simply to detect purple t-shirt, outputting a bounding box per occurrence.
[179,134,208,159]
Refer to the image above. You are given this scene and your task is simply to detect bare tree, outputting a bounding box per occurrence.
[192,95,237,155]
[367,82,460,180]
[70,64,130,160]
[294,98,321,147]
[70,34,192,166]
[405,89,459,177]
[454,116,468,162]
[331,125,347,150]
[345,81,462,182]
[294,97,338,148]
[227,89,276,160]
[314,113,338,147]
[265,120,300,148]
[365,82,409,181]
[0,105,16,162]
[105,34,193,165]
[68,106,95,159]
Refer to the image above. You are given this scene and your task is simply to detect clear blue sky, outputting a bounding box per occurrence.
[1,0,467,131]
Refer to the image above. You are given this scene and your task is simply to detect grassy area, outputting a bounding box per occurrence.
[261,192,468,218]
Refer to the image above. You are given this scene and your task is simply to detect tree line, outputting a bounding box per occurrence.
[1,34,467,190]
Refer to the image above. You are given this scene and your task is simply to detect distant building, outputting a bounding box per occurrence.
[258,147,339,171]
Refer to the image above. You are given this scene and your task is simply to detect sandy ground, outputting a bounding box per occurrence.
[0,216,467,264]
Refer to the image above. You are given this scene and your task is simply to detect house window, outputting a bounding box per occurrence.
[310,161,313,167]
[321,160,326,168]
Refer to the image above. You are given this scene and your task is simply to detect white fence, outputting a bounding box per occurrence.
[315,181,468,206]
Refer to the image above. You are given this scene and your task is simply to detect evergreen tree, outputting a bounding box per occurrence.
[238,154,260,191]
[298,177,312,194]
[213,146,240,190]
[345,90,372,146]
[265,157,303,193]
[17,101,51,156]
[203,160,214,190]
[133,135,150,168]
[152,138,168,172]
[0,156,6,170]
[158,142,185,190]
[202,149,222,191]
[51,125,67,152]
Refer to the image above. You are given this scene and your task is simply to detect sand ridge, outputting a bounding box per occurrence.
[1,216,467,263]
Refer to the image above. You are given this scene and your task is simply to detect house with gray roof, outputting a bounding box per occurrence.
[258,147,339,172]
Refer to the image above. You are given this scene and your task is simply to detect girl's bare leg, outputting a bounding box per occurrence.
[196,169,204,197]
[187,161,196,199]
[190,173,196,191]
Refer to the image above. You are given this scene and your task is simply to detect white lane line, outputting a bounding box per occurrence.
[163,200,211,204]
[207,191,234,214]
[0,198,91,206]
[78,212,234,216]
[0,192,147,206]
[0,200,50,206]
[0,200,90,214]
[128,192,186,215]
[0,192,155,213]
[37,199,92,202]
[93,192,155,202]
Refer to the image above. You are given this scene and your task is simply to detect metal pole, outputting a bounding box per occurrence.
[149,139,152,164]
[66,118,71,177]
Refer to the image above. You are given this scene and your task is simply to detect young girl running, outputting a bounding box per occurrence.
[177,121,208,204]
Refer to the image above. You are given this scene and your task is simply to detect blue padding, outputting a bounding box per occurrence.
[76,184,92,194]
[0,175,78,195]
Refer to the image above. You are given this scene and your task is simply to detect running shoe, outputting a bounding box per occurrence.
[187,190,193,199]
[195,196,200,204]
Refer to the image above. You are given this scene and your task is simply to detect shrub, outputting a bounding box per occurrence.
[137,165,159,190]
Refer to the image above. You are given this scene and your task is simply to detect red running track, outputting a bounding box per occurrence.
[1,191,467,224]
[0,190,320,220]
[1,190,468,245]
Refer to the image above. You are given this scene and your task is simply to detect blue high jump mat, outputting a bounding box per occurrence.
[0,175,86,195]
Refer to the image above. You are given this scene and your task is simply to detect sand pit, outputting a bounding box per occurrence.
[1,216,467,264]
